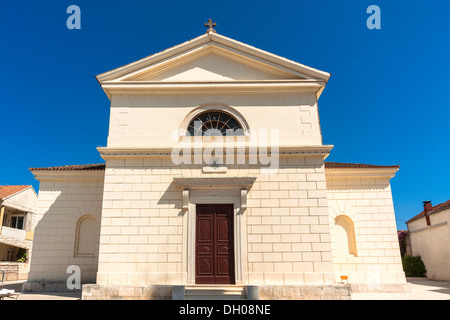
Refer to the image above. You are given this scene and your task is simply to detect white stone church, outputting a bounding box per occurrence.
[26,24,409,299]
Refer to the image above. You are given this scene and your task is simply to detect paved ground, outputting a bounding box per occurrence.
[1,281,80,300]
[352,278,450,300]
[1,278,449,300]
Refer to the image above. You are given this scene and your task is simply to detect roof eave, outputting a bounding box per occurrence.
[325,167,399,179]
[96,33,212,83]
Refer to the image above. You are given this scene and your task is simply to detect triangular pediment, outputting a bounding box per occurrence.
[121,45,304,82]
[96,32,331,98]
[124,50,300,82]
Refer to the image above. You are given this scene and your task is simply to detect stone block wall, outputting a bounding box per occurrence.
[97,155,336,286]
[26,177,104,286]
[81,284,350,300]
[258,284,351,300]
[0,262,29,281]
[82,284,172,300]
[326,175,407,290]
[245,156,334,285]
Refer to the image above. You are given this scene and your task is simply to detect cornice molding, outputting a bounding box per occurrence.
[173,176,257,190]
[100,80,325,98]
[97,145,334,159]
[325,167,399,179]
[30,170,105,181]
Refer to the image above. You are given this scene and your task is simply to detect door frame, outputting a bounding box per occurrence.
[185,189,246,285]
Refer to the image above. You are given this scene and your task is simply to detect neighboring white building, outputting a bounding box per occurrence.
[406,200,450,281]
[25,26,408,299]
[0,185,37,280]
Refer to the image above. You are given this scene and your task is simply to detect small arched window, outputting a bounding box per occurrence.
[334,215,357,256]
[74,215,97,257]
[187,110,244,136]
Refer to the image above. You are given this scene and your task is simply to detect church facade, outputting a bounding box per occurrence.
[26,27,409,299]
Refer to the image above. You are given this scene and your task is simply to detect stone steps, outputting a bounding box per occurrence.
[184,285,247,300]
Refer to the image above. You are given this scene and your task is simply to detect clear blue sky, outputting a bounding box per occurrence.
[1,1,449,229]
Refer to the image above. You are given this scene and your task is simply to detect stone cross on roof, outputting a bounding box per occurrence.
[204,19,217,33]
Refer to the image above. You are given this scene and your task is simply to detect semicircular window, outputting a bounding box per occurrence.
[187,110,244,136]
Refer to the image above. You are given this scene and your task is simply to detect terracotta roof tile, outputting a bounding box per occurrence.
[29,163,106,171]
[407,199,450,224]
[29,162,399,172]
[324,162,400,169]
[0,185,32,199]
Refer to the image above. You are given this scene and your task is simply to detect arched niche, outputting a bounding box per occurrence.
[334,215,357,257]
[74,215,97,257]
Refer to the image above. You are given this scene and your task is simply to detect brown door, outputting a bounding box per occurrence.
[196,204,235,284]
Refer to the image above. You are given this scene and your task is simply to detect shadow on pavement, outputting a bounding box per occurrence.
[2,281,81,300]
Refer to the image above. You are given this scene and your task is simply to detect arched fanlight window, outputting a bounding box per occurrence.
[187,110,244,136]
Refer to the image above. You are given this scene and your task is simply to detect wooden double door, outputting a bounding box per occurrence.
[195,204,235,284]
